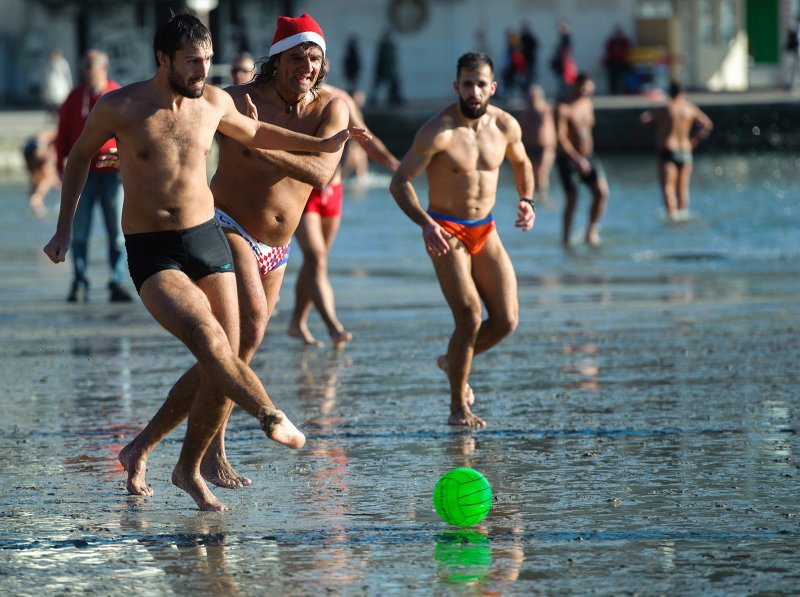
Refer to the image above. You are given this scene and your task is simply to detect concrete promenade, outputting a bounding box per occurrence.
[2,88,799,174]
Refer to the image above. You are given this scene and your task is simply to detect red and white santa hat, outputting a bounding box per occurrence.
[268,13,326,58]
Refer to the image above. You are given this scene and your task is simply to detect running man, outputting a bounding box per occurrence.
[43,13,365,511]
[116,14,386,495]
[640,80,713,221]
[390,52,535,428]
[555,72,609,246]
[288,77,399,348]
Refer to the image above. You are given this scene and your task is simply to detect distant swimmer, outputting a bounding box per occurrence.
[555,72,609,247]
[390,52,535,428]
[520,84,556,203]
[640,80,713,222]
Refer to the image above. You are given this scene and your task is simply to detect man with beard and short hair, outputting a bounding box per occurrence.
[390,52,536,428]
[43,13,366,511]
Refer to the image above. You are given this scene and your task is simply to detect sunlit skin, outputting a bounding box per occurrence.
[113,40,373,504]
[390,61,535,428]
[43,26,367,511]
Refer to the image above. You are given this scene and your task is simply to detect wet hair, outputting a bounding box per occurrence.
[252,42,327,91]
[456,52,494,79]
[153,13,212,67]
[668,80,683,98]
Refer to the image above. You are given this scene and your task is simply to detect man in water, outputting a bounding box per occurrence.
[43,13,364,511]
[520,84,556,203]
[116,14,384,496]
[555,72,609,246]
[390,52,535,428]
[640,80,713,221]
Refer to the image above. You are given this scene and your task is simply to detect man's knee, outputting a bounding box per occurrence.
[190,320,231,360]
[454,304,482,336]
[239,310,268,360]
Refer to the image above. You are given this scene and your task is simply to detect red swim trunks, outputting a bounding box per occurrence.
[427,210,496,255]
[304,183,343,217]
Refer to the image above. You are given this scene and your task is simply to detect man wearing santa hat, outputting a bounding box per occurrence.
[118,13,385,504]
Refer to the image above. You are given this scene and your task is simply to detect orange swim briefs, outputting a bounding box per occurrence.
[427,210,496,255]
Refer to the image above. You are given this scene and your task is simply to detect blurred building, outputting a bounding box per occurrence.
[0,0,797,106]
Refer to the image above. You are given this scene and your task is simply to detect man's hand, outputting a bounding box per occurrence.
[95,147,119,169]
[43,231,71,263]
[516,201,536,231]
[423,222,452,257]
[245,93,259,121]
[318,126,371,153]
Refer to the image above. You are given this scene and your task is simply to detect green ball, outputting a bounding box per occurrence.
[433,468,492,527]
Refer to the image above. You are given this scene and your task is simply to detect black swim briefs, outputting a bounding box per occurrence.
[556,154,606,195]
[125,217,234,293]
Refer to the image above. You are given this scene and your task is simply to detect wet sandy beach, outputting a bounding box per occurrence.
[0,153,798,594]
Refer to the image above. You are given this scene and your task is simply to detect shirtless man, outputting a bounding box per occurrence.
[555,72,609,246]
[390,52,535,428]
[117,14,385,495]
[43,13,365,511]
[640,80,713,221]
[288,77,399,347]
[520,85,556,203]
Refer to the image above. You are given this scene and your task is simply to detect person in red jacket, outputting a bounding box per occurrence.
[55,49,132,302]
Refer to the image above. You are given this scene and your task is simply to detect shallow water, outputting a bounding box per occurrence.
[0,152,799,595]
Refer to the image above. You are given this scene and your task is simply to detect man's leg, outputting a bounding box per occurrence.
[470,233,519,357]
[658,160,678,220]
[137,270,304,509]
[290,213,351,346]
[586,174,609,246]
[562,188,578,246]
[200,235,282,488]
[68,178,96,301]
[430,241,485,428]
[119,236,272,494]
[675,162,693,214]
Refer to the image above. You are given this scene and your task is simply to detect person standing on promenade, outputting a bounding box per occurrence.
[390,52,535,428]
[117,14,378,495]
[520,85,556,203]
[555,72,609,247]
[41,49,72,120]
[288,74,400,348]
[43,13,365,511]
[54,49,132,303]
[229,52,255,85]
[640,80,713,222]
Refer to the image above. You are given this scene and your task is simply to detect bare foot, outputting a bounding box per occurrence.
[586,229,602,247]
[331,329,353,349]
[118,443,153,497]
[200,455,252,489]
[172,467,227,511]
[288,324,324,347]
[258,407,306,449]
[448,406,487,428]
[436,355,475,406]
